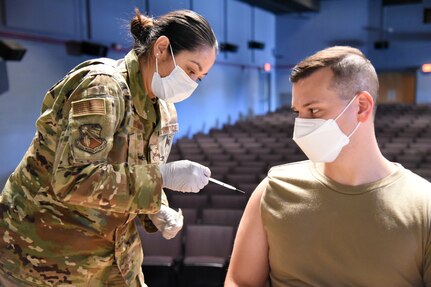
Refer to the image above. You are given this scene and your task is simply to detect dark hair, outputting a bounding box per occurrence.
[290,46,379,103]
[130,9,218,58]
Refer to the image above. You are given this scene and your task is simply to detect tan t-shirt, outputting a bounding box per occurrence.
[261,161,431,287]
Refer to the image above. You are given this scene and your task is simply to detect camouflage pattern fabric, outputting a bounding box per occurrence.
[0,50,178,286]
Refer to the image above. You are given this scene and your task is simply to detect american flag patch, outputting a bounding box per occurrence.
[72,98,106,117]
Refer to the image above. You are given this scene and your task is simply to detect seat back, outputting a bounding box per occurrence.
[210,195,248,209]
[184,225,234,259]
[201,209,244,229]
[137,223,183,259]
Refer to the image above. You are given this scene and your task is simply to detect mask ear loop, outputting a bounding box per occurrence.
[334,95,358,121]
[169,44,176,67]
[347,121,361,138]
[334,95,361,138]
[155,43,176,74]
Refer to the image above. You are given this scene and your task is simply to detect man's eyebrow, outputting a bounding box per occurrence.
[301,100,321,108]
[291,99,322,111]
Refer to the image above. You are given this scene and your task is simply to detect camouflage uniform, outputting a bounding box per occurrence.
[0,50,178,286]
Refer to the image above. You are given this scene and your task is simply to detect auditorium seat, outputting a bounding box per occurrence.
[169,194,209,214]
[206,153,232,162]
[210,195,248,209]
[182,208,199,227]
[201,209,244,230]
[180,225,235,287]
[208,166,230,180]
[202,183,238,196]
[138,224,183,287]
[231,166,264,175]
[232,153,258,162]
[237,183,259,195]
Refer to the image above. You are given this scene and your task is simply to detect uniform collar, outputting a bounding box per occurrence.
[124,50,157,124]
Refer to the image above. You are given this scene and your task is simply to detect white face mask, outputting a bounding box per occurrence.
[293,96,361,163]
[151,45,198,103]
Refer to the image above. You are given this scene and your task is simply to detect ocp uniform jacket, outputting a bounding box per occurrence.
[0,50,177,286]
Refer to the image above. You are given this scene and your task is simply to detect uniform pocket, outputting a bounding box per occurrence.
[127,133,146,165]
[150,123,178,164]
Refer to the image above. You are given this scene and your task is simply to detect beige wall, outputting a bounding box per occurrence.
[378,71,416,104]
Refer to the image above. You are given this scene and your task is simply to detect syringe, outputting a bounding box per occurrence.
[209,177,246,194]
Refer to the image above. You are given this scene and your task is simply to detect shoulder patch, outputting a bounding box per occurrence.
[76,124,107,154]
[72,98,106,117]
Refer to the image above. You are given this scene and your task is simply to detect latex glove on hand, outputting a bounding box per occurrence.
[148,205,183,240]
[159,160,211,193]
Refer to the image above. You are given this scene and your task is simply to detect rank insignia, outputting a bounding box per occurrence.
[76,124,107,154]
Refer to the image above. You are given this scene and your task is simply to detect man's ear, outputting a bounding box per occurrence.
[357,91,374,122]
[152,36,170,60]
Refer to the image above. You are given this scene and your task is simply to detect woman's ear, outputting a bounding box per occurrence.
[357,91,374,122]
[152,36,170,59]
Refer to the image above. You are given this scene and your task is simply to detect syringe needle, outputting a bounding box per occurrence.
[209,178,246,194]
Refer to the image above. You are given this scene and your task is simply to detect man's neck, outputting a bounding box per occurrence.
[316,136,398,186]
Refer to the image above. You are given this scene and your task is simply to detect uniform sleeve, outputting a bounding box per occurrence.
[51,74,162,214]
[137,191,170,232]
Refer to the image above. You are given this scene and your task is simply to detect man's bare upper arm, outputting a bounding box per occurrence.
[225,178,270,287]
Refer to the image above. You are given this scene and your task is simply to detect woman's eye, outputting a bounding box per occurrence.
[188,69,202,82]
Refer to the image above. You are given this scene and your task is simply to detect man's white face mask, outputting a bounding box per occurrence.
[151,44,198,103]
[293,95,361,163]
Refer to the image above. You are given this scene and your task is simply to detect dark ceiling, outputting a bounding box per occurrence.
[382,0,422,5]
[236,0,320,14]
[237,0,424,14]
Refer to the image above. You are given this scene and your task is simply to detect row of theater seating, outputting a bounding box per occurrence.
[139,222,235,287]
[140,187,250,286]
[140,103,431,286]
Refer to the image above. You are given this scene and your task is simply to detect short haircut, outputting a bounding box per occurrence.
[290,46,379,103]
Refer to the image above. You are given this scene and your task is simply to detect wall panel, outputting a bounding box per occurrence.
[90,0,142,46]
[253,8,275,67]
[149,0,191,16]
[193,0,224,44]
[4,0,85,38]
[225,0,251,64]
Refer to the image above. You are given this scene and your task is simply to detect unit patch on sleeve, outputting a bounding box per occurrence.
[76,124,107,154]
[72,98,106,117]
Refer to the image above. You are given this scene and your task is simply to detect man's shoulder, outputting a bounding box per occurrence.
[399,166,431,188]
[268,160,310,178]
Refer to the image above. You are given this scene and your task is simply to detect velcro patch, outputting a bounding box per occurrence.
[76,124,107,154]
[72,98,106,117]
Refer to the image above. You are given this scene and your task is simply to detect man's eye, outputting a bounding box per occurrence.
[290,109,299,116]
[310,108,319,114]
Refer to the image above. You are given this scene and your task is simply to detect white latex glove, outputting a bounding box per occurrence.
[159,160,211,193]
[148,205,183,240]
